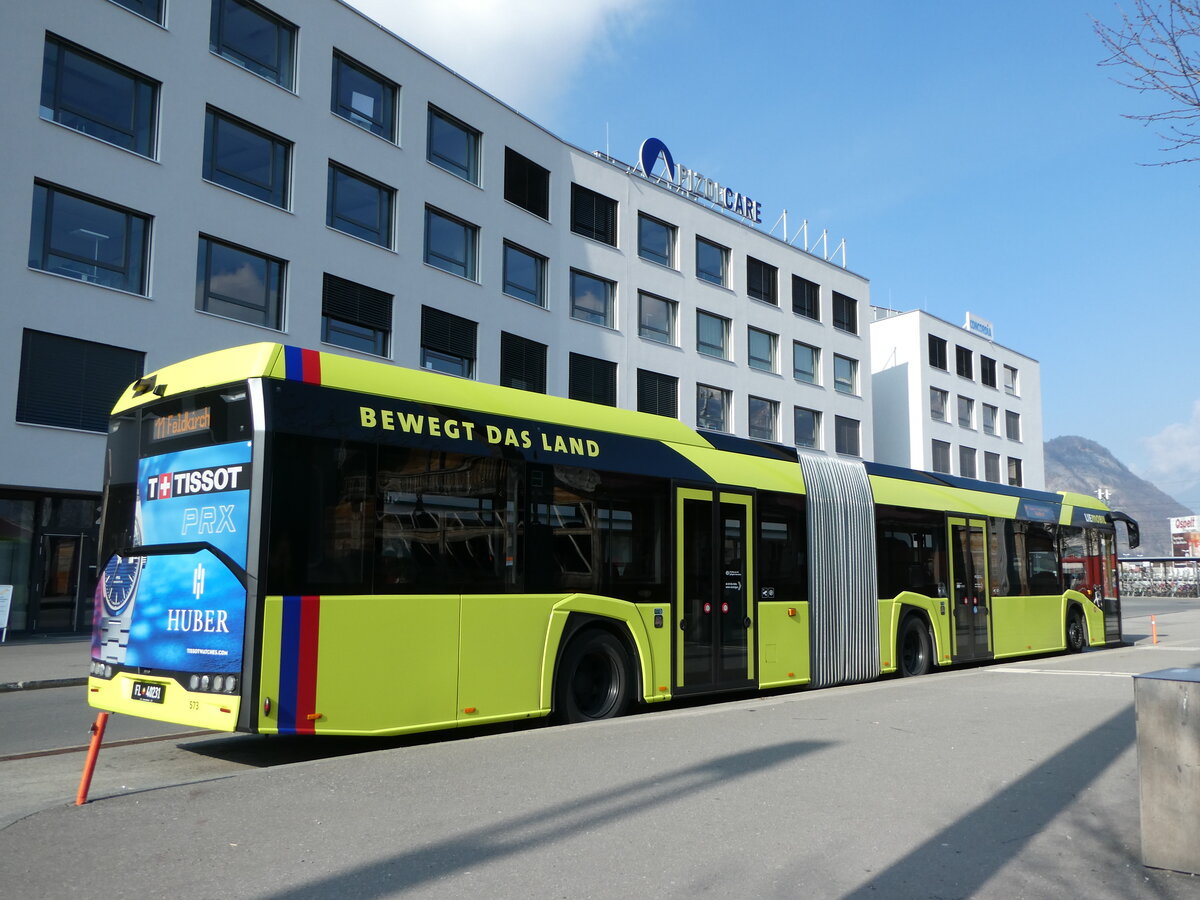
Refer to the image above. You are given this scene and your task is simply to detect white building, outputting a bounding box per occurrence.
[869,308,1045,490]
[0,0,872,633]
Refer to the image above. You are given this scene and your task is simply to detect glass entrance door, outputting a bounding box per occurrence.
[948,517,991,661]
[676,488,754,692]
[35,534,84,632]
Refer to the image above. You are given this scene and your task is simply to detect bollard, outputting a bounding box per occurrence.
[75,711,109,806]
[1151,615,1158,645]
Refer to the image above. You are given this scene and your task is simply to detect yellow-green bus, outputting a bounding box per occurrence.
[88,343,1139,736]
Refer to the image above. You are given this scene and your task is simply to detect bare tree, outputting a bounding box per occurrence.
[1094,0,1200,164]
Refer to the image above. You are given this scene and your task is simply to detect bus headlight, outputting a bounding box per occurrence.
[189,675,200,691]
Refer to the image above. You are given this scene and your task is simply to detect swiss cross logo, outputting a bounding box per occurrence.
[157,473,172,499]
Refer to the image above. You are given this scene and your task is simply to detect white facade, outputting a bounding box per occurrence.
[1,0,872,631]
[870,309,1045,489]
[869,309,1045,489]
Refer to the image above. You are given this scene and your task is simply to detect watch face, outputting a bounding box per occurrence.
[102,555,145,615]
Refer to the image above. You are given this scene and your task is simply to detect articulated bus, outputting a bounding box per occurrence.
[88,343,1140,735]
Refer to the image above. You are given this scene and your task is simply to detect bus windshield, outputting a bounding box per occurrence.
[92,386,253,687]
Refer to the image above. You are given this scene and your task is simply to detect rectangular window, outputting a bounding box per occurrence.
[502,242,545,306]
[930,387,948,421]
[748,327,777,373]
[637,369,677,418]
[956,345,973,379]
[17,329,143,433]
[638,292,676,345]
[41,36,158,157]
[500,332,546,393]
[204,108,290,207]
[929,335,948,370]
[747,256,778,304]
[427,106,480,183]
[794,407,820,449]
[792,275,820,320]
[421,305,476,378]
[331,52,396,140]
[1004,365,1019,395]
[569,270,615,328]
[696,384,730,432]
[424,207,478,279]
[111,0,163,22]
[637,213,676,267]
[932,439,951,474]
[959,446,977,479]
[570,183,617,246]
[696,237,728,287]
[834,354,858,395]
[697,311,729,359]
[210,0,296,89]
[833,292,858,334]
[749,396,778,441]
[793,342,819,385]
[195,235,284,328]
[1008,457,1023,487]
[504,147,549,218]
[328,163,394,247]
[321,273,391,357]
[985,451,1001,483]
[30,182,149,294]
[957,395,974,428]
[982,403,998,435]
[980,355,997,388]
[835,416,861,456]
[568,353,616,406]
[1006,410,1021,441]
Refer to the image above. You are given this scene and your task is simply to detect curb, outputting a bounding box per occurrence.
[0,677,88,693]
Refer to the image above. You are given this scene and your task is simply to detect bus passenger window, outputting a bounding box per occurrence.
[376,448,515,593]
[266,435,374,594]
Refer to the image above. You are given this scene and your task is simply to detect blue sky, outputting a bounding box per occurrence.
[348,0,1197,509]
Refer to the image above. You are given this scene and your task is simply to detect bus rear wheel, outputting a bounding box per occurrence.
[1066,608,1087,653]
[898,615,932,677]
[554,629,633,724]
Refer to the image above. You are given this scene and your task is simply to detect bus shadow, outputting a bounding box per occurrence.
[179,690,794,768]
[178,718,546,767]
[248,737,829,900]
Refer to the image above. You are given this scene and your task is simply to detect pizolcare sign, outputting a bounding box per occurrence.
[637,137,762,224]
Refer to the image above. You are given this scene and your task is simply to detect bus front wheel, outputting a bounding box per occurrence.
[554,629,633,724]
[1066,608,1087,653]
[898,614,933,677]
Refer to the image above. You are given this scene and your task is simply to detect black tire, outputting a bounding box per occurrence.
[898,614,933,677]
[1066,608,1087,653]
[554,629,633,724]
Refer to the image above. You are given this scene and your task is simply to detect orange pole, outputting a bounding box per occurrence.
[75,711,109,806]
[1151,615,1158,645]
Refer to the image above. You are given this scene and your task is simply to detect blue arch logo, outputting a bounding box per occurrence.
[639,137,675,181]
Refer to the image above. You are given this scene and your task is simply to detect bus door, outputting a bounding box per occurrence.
[948,517,992,661]
[676,489,754,693]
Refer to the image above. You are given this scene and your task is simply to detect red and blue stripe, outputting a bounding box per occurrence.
[283,346,322,384]
[277,595,321,735]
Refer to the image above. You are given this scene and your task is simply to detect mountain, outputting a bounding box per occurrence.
[1043,435,1192,557]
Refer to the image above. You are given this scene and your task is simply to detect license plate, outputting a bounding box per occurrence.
[131,681,165,703]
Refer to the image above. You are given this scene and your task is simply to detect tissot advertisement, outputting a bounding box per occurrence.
[93,441,252,673]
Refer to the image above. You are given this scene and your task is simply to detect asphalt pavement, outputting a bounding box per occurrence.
[1,599,1199,898]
